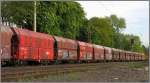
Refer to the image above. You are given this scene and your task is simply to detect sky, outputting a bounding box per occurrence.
[77,1,149,47]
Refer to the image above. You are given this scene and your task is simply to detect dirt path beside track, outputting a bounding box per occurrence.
[2,61,149,82]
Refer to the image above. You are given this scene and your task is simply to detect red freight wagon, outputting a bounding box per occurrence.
[138,53,141,60]
[142,53,145,60]
[137,53,140,60]
[104,46,112,61]
[13,28,54,62]
[1,25,13,65]
[129,52,133,61]
[133,52,138,61]
[133,52,137,60]
[54,36,78,61]
[135,53,139,61]
[37,33,54,62]
[134,53,137,61]
[141,53,145,60]
[93,44,104,61]
[119,50,126,61]
[140,53,144,60]
[112,48,120,61]
[129,52,134,61]
[131,52,135,61]
[86,43,93,61]
[13,28,32,60]
[139,55,142,60]
[125,51,130,61]
[78,41,93,62]
[135,53,139,60]
[132,52,135,61]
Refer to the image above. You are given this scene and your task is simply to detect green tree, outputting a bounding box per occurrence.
[2,1,34,30]
[142,45,149,59]
[36,1,62,36]
[77,18,89,42]
[120,34,144,52]
[110,14,126,32]
[131,36,144,53]
[2,1,145,54]
[87,17,115,47]
[1,1,86,39]
[55,1,85,39]
[110,15,126,49]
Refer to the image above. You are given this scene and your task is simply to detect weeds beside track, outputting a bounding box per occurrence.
[2,61,148,82]
[2,63,102,81]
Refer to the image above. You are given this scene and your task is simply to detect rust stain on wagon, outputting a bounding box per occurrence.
[0,25,13,61]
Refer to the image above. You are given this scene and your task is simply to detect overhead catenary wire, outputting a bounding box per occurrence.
[98,2,116,28]
[99,2,116,47]
[99,2,113,15]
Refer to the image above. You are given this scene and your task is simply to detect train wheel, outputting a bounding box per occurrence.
[1,60,12,67]
[54,60,59,65]
[41,61,49,65]
[77,60,81,64]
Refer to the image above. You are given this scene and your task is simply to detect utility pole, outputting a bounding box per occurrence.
[0,0,2,57]
[131,38,134,51]
[88,25,92,43]
[116,29,120,49]
[33,1,36,32]
[89,27,92,43]
[110,18,114,47]
[0,1,1,24]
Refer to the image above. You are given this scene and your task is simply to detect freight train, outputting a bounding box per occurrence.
[1,24,145,66]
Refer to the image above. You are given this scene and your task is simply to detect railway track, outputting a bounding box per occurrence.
[2,63,105,81]
[2,61,146,82]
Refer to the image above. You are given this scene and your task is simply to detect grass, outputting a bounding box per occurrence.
[126,61,148,69]
[45,72,81,81]
[17,72,82,82]
[15,61,149,82]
